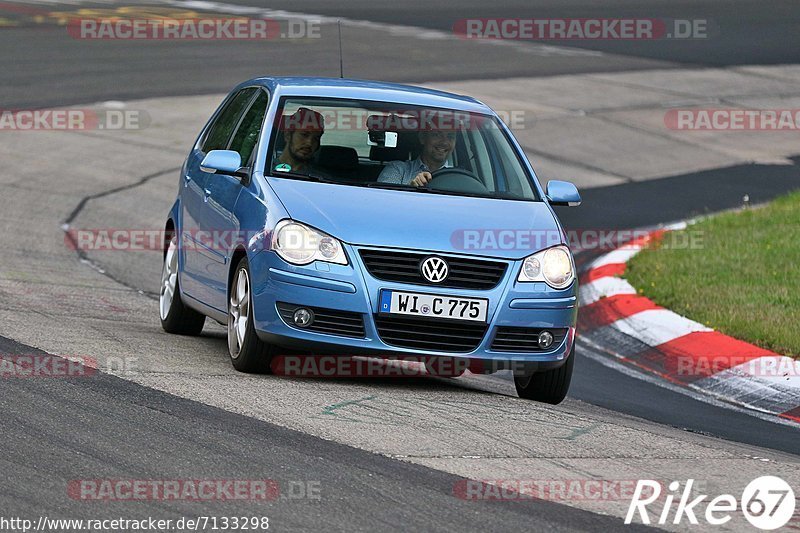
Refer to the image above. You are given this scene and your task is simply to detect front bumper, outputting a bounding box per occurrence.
[249,244,577,367]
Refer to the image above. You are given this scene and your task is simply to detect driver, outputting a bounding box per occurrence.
[377,129,456,187]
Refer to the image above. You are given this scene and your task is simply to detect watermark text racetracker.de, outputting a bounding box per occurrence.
[64,228,704,253]
[67,17,320,40]
[68,478,321,501]
[0,355,96,378]
[666,108,800,130]
[0,354,140,378]
[454,18,712,40]
[0,109,149,131]
[671,355,800,379]
[451,228,703,253]
[65,228,263,253]
[281,108,530,131]
[273,355,493,378]
[454,478,656,502]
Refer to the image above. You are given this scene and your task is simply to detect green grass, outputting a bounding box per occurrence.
[625,190,800,358]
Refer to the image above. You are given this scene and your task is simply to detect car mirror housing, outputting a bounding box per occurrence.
[546,180,581,207]
[200,150,243,175]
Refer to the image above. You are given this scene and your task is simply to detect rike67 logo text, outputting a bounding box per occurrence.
[626,476,795,530]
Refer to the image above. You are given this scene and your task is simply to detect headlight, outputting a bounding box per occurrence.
[518,245,574,289]
[272,220,347,265]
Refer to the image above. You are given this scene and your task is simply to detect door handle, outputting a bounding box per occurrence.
[184,175,191,187]
[203,188,211,202]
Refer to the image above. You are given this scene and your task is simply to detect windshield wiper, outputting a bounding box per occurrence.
[365,182,435,192]
[428,189,534,201]
[366,182,527,200]
[269,170,335,183]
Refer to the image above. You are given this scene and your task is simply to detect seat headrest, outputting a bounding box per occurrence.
[317,145,359,171]
[368,146,399,162]
[365,113,423,162]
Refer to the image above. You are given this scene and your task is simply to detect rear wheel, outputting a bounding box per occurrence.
[160,235,205,335]
[514,345,575,404]
[228,258,274,373]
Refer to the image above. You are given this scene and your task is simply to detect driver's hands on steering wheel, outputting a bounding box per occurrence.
[410,171,433,187]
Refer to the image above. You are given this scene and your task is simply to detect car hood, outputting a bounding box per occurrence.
[268,179,563,260]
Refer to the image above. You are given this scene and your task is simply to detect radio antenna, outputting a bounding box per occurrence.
[338,20,344,78]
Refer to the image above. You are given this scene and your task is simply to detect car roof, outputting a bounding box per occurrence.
[235,77,494,114]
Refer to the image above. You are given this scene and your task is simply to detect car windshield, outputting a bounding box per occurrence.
[266,97,541,201]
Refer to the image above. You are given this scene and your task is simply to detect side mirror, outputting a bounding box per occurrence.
[200,150,246,177]
[546,180,581,207]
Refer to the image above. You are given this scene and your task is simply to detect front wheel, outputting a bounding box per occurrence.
[160,235,205,335]
[514,345,575,404]
[228,258,274,373]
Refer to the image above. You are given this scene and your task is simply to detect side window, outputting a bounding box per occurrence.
[228,90,268,165]
[201,88,257,153]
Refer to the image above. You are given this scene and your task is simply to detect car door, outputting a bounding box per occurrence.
[180,88,258,304]
[197,88,269,312]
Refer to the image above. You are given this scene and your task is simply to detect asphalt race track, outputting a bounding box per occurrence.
[3,0,800,108]
[1,334,654,532]
[1,1,799,531]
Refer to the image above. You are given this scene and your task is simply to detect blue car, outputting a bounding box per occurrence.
[159,77,581,403]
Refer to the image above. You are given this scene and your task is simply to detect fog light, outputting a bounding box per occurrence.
[538,331,554,349]
[293,308,314,327]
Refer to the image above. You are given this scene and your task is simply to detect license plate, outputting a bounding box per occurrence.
[379,290,488,322]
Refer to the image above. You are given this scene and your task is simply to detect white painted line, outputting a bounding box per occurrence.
[589,248,640,269]
[663,221,688,231]
[578,337,800,428]
[580,223,799,425]
[579,276,636,306]
[610,309,711,348]
[692,370,800,417]
[729,356,800,389]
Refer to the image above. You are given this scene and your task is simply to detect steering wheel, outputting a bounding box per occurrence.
[427,168,488,194]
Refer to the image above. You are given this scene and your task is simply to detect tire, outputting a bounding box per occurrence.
[160,235,205,335]
[227,257,274,373]
[513,345,575,404]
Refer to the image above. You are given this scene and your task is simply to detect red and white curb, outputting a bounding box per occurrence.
[577,224,800,424]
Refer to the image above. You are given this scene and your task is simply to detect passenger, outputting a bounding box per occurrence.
[274,107,329,177]
[377,129,456,187]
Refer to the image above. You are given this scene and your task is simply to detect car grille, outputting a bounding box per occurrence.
[277,302,366,338]
[358,249,507,290]
[490,327,568,352]
[373,315,488,353]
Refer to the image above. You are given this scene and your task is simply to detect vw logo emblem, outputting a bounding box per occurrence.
[420,256,449,283]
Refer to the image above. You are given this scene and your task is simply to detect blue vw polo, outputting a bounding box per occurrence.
[160,77,581,403]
